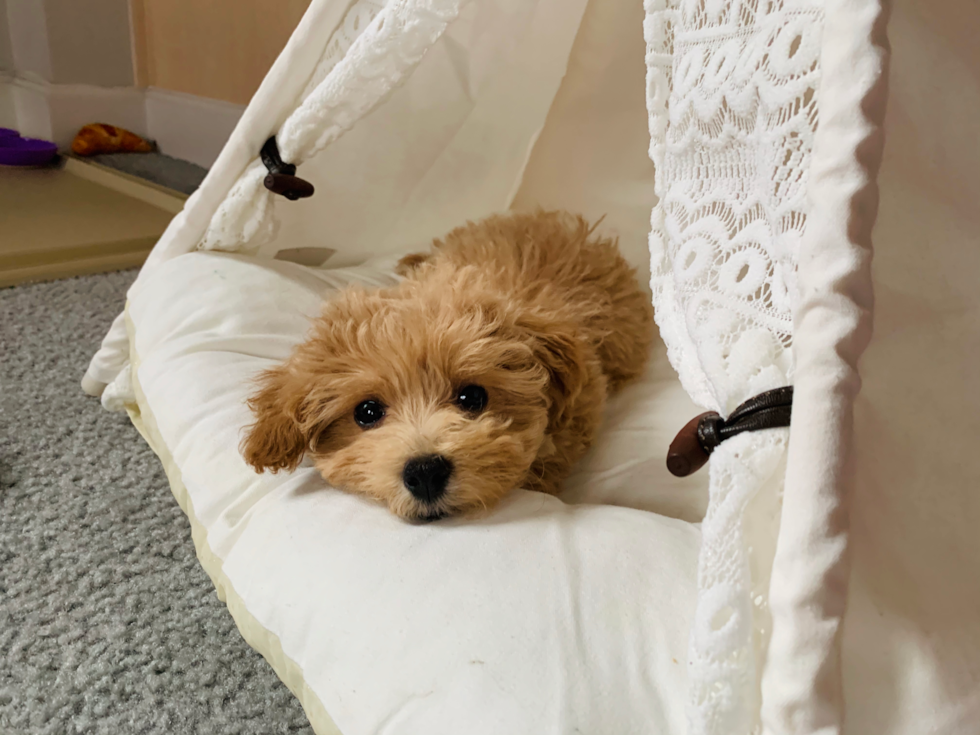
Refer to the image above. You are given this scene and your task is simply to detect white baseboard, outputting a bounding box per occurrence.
[0,75,244,169]
[1,74,147,147]
[47,82,148,147]
[144,87,244,169]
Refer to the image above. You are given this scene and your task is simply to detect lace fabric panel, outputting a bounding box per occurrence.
[644,0,823,414]
[643,1,823,733]
[301,0,389,102]
[690,432,786,735]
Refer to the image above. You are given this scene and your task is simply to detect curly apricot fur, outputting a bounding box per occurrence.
[242,211,653,520]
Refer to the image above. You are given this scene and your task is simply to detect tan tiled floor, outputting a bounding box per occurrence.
[0,160,180,288]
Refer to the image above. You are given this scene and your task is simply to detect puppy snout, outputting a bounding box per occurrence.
[402,454,453,503]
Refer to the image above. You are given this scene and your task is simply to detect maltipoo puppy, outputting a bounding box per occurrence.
[242,210,653,521]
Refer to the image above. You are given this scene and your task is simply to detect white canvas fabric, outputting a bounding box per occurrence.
[510,0,659,282]
[838,0,980,731]
[125,250,703,735]
[761,0,889,732]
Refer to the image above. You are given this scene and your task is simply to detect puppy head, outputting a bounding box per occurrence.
[240,268,585,521]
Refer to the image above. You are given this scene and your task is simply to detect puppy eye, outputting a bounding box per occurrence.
[456,385,488,413]
[354,400,385,428]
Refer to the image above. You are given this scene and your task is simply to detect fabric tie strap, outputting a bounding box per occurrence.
[667,386,794,477]
[260,137,315,201]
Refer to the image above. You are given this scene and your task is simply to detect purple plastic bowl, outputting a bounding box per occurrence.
[0,127,18,138]
[0,133,58,166]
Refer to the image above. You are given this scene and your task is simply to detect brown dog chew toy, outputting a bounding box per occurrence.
[71,123,154,157]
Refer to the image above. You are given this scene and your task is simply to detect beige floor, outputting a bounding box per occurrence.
[0,159,183,288]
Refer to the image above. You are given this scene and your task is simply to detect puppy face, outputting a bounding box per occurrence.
[241,268,579,520]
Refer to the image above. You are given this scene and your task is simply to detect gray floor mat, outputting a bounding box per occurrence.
[87,152,207,196]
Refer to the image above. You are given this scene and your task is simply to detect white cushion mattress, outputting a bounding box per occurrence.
[126,251,705,735]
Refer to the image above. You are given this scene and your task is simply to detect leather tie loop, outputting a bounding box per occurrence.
[666,386,794,477]
[260,137,315,201]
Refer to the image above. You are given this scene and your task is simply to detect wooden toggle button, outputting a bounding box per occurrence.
[263,173,315,201]
[666,411,719,478]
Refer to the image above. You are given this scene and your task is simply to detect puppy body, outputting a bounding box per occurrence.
[242,211,654,520]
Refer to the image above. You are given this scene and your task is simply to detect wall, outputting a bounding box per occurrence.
[1,0,139,143]
[45,0,134,86]
[2,0,133,86]
[1,0,310,164]
[1,0,310,99]
[0,0,13,128]
[6,0,53,81]
[0,0,14,72]
[135,0,310,105]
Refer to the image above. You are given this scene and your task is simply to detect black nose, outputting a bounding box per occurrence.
[402,454,453,504]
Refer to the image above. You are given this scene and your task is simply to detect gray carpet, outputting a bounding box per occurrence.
[0,271,314,735]
[87,153,208,196]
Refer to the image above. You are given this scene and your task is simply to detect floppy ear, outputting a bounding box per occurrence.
[240,365,308,473]
[515,312,592,431]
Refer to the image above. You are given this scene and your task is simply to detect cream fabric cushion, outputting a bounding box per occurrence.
[127,251,704,735]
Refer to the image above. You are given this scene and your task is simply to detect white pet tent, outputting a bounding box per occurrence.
[83,0,980,733]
